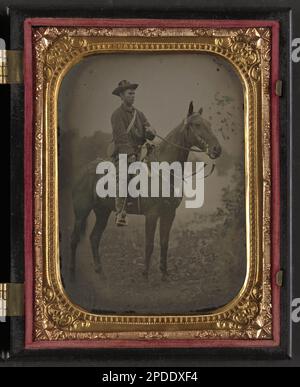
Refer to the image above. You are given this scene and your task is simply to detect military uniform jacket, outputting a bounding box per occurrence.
[111,103,151,155]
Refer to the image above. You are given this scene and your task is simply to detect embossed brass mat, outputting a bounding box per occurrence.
[29,25,275,343]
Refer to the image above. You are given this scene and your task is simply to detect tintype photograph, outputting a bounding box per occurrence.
[58,53,246,315]
[1,0,296,366]
[25,20,279,347]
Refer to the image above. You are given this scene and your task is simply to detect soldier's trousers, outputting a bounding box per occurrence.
[114,155,135,216]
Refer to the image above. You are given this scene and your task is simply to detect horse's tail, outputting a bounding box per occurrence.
[71,158,105,234]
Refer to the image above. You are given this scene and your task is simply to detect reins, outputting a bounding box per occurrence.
[147,120,216,181]
[155,133,206,154]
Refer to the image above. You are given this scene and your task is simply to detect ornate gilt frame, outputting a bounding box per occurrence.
[24,19,281,348]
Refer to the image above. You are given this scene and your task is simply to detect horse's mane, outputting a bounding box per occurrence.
[155,120,185,154]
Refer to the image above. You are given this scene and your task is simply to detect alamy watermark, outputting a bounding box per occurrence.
[292,298,300,324]
[95,154,205,209]
[292,38,300,63]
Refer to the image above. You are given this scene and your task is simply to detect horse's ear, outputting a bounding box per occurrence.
[199,107,203,115]
[188,101,194,117]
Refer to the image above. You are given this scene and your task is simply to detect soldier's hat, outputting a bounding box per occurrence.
[112,80,139,96]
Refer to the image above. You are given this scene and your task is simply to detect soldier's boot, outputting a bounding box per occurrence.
[115,197,128,226]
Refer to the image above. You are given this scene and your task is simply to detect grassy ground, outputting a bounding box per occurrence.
[60,181,246,315]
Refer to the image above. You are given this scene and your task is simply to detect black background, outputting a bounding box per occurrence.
[1,0,299,367]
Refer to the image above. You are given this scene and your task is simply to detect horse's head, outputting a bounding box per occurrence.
[184,102,222,160]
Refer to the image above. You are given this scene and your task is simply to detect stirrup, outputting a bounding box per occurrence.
[115,213,128,227]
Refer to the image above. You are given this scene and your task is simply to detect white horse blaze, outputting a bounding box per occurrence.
[95,154,205,209]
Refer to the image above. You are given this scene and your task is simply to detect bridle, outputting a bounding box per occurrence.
[151,117,216,181]
[155,117,208,154]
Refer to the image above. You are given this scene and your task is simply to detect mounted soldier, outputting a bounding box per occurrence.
[110,80,156,226]
[71,99,221,278]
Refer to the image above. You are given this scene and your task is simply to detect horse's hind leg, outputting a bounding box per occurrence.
[70,217,86,279]
[143,213,158,279]
[90,207,111,274]
[159,209,176,281]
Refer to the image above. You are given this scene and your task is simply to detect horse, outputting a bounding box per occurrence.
[70,102,222,281]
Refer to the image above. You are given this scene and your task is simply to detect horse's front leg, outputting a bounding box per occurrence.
[159,208,176,281]
[143,213,159,279]
[90,207,111,275]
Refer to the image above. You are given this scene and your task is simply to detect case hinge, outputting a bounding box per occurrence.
[0,283,24,317]
[0,50,23,84]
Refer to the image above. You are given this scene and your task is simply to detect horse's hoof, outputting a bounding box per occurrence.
[161,272,169,282]
[94,263,103,274]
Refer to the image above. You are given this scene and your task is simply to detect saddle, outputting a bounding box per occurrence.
[118,143,156,214]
